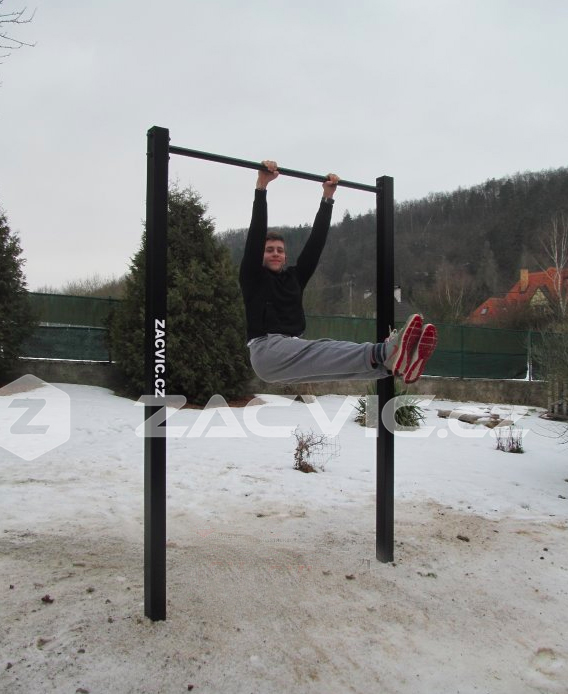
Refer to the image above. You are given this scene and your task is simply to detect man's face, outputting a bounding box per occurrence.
[263,240,286,272]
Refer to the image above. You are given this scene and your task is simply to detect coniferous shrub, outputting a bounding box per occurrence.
[109,186,251,405]
[353,380,425,429]
[0,211,35,382]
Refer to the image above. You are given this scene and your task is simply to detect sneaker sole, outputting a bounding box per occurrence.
[403,324,438,384]
[390,314,423,375]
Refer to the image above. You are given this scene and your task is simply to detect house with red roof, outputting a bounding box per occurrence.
[468,267,568,325]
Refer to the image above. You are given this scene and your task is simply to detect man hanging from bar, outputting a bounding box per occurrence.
[239,161,437,384]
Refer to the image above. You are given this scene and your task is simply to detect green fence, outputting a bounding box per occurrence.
[304,315,376,344]
[426,323,528,379]
[28,292,120,327]
[21,294,541,378]
[305,316,533,380]
[23,326,110,362]
[22,293,118,362]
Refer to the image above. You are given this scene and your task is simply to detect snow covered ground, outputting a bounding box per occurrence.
[1,382,567,693]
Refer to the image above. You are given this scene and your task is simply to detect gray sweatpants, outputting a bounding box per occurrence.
[248,333,389,384]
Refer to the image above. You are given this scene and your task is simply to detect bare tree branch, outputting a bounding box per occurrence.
[540,211,568,319]
[0,2,36,63]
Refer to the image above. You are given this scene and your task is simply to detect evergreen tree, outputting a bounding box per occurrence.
[0,211,35,382]
[110,186,251,405]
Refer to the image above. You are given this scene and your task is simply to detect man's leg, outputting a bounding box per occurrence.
[249,334,385,384]
[250,335,398,383]
[248,314,431,384]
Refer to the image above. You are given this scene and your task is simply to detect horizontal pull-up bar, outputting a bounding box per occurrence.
[168,144,378,194]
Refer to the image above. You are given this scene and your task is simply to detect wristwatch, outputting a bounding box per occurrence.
[322,196,335,205]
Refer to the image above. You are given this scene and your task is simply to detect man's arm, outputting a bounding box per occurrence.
[295,174,340,287]
[239,161,279,290]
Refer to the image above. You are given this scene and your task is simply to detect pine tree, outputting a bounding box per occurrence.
[110,186,252,405]
[0,211,35,381]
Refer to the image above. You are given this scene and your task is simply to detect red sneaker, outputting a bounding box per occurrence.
[382,314,423,376]
[403,324,438,384]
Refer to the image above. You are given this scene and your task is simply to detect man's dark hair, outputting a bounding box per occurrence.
[265,232,285,244]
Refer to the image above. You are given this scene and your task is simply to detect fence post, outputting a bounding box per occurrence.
[460,325,464,379]
[527,330,533,381]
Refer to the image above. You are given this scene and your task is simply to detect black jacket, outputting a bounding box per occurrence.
[239,189,333,341]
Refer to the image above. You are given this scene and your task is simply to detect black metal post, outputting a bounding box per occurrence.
[144,126,169,621]
[376,176,395,563]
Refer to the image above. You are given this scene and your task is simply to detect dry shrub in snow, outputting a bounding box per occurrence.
[495,426,524,453]
[293,427,340,473]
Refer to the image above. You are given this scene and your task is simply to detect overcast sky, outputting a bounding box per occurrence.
[1,0,567,290]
